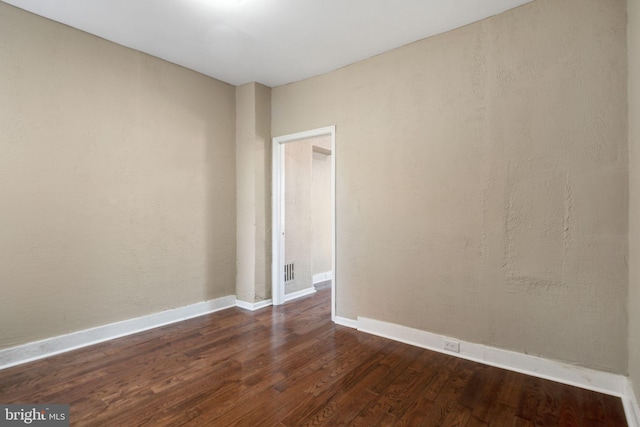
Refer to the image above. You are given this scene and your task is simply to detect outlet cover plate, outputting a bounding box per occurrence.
[444,339,460,353]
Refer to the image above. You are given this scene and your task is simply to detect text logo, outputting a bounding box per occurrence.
[0,405,69,426]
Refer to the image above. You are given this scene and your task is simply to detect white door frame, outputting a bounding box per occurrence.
[272,125,336,321]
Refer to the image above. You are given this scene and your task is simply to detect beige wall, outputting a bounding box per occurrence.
[629,0,640,393]
[284,141,314,294]
[0,3,236,349]
[272,0,628,373]
[312,148,332,275]
[235,82,271,303]
[254,84,272,301]
[235,84,257,302]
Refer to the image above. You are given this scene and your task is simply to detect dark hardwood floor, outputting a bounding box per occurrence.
[0,288,628,426]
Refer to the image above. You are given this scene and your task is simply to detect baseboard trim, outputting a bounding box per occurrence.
[3,299,636,425]
[0,295,237,371]
[625,380,640,427]
[312,271,332,284]
[334,316,358,329]
[356,316,634,419]
[284,287,316,302]
[235,299,273,311]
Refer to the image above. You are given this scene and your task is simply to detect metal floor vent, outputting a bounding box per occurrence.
[284,263,295,283]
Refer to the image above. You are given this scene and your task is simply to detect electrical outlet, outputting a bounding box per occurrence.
[443,339,460,353]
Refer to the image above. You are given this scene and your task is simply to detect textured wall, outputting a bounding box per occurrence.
[235,83,257,302]
[272,0,628,373]
[629,0,640,391]
[254,84,272,301]
[0,3,236,349]
[284,141,313,294]
[235,82,271,303]
[312,146,332,275]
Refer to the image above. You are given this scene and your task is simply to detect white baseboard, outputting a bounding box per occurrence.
[625,379,640,427]
[312,271,332,284]
[3,297,636,426]
[355,316,637,425]
[334,316,358,329]
[235,299,273,311]
[284,287,316,302]
[0,295,237,371]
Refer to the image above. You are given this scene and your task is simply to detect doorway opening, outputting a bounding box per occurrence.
[272,126,336,321]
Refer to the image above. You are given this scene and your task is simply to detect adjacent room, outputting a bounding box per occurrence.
[1,0,639,425]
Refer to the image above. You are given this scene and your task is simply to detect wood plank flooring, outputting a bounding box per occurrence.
[0,288,628,426]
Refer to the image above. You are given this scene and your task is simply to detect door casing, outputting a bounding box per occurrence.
[271,126,336,321]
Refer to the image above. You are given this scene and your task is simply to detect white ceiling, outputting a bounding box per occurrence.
[2,0,532,87]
